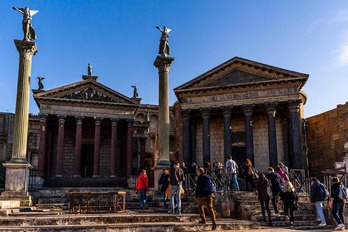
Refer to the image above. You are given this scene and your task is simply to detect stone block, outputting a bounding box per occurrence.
[0,200,20,209]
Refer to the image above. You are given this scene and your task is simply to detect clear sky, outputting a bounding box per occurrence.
[1,1,348,118]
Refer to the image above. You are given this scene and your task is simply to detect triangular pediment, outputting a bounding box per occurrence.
[34,79,138,107]
[174,56,308,91]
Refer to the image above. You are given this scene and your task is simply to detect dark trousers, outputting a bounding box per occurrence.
[284,205,294,221]
[260,200,271,221]
[332,202,345,225]
[271,193,279,214]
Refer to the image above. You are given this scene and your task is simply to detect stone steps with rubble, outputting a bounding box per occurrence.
[231,191,335,230]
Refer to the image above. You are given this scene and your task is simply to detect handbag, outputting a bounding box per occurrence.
[266,182,273,198]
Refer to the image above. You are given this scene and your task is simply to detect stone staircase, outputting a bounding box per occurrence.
[231,190,335,230]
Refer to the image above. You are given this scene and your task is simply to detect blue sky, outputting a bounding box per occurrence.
[1,1,348,117]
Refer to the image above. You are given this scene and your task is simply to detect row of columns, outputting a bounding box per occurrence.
[181,100,303,169]
[37,115,147,178]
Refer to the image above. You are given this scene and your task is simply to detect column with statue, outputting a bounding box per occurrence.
[0,7,39,207]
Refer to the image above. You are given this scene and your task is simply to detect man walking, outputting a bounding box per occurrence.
[196,167,217,230]
[225,155,239,191]
[310,177,327,226]
[266,167,282,217]
[169,161,184,214]
[135,169,149,210]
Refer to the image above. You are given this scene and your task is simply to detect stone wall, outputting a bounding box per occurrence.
[306,102,348,175]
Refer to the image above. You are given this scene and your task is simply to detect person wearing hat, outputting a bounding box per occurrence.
[310,177,327,227]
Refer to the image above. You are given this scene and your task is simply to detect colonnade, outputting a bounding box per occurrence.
[181,100,303,169]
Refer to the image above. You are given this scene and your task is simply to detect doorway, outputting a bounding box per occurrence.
[232,146,246,166]
[81,144,94,177]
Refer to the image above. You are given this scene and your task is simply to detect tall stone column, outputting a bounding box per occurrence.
[126,119,134,177]
[222,106,232,161]
[37,114,47,176]
[153,56,174,168]
[93,117,102,178]
[288,100,303,169]
[73,116,83,177]
[56,115,66,177]
[243,104,255,164]
[110,118,118,177]
[201,108,211,164]
[266,102,278,167]
[181,109,191,166]
[140,137,147,170]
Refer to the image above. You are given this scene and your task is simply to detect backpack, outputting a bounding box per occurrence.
[204,175,216,194]
[338,184,348,200]
[316,183,328,200]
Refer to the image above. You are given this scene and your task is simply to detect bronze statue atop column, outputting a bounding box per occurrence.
[156,26,171,57]
[13,6,39,42]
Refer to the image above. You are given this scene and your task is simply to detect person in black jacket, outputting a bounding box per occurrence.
[195,167,217,230]
[256,174,272,226]
[280,181,297,225]
[328,177,346,231]
[158,169,170,209]
[266,167,282,217]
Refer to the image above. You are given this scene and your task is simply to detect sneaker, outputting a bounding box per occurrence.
[272,213,280,217]
[316,218,321,222]
[335,224,344,230]
[167,210,174,214]
[339,226,345,231]
[318,223,326,227]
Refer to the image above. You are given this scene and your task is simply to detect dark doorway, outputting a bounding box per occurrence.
[81,144,94,177]
[232,146,246,166]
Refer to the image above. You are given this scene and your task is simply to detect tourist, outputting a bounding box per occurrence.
[275,166,289,184]
[169,161,185,214]
[195,167,217,230]
[310,177,327,226]
[280,181,297,225]
[256,173,272,226]
[204,161,212,175]
[180,162,188,189]
[225,155,239,191]
[328,177,346,230]
[266,167,282,217]
[135,169,149,210]
[188,162,198,186]
[278,162,289,175]
[158,169,170,208]
[238,162,247,191]
[245,159,258,191]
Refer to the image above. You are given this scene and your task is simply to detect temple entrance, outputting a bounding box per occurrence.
[232,146,246,166]
[81,144,94,177]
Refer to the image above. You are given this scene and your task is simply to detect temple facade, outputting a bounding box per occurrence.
[0,56,309,187]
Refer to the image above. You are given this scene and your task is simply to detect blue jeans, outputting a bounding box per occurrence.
[170,185,181,213]
[225,173,239,190]
[138,189,147,208]
[332,202,345,225]
[315,201,326,224]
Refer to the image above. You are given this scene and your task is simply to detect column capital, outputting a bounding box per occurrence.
[222,106,233,117]
[39,113,48,123]
[153,55,175,72]
[57,115,66,123]
[288,100,302,112]
[94,117,103,125]
[75,116,84,124]
[200,108,211,119]
[266,102,278,116]
[180,109,191,120]
[243,104,255,116]
[111,118,119,126]
[14,40,38,59]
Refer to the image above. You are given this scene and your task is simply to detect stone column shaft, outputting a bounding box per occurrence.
[153,56,174,168]
[201,108,211,164]
[126,120,133,177]
[181,109,191,166]
[93,117,102,177]
[266,103,278,167]
[56,115,66,177]
[289,100,303,169]
[243,104,255,164]
[223,107,232,161]
[37,114,47,175]
[11,40,37,163]
[73,116,83,177]
[110,119,118,177]
[140,137,147,170]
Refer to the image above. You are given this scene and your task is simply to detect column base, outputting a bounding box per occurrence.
[154,160,171,170]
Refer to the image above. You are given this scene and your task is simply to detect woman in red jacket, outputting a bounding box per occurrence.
[136,169,149,210]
